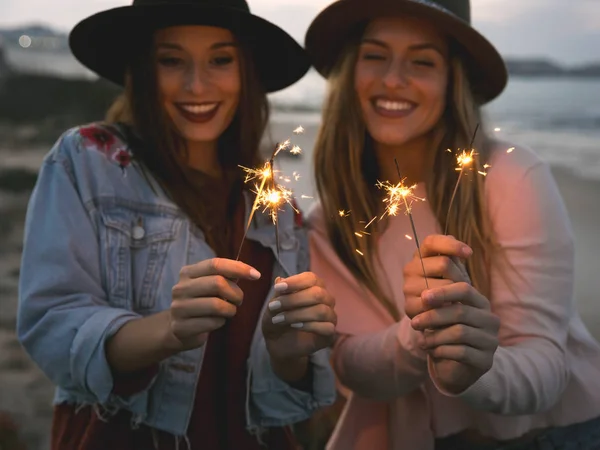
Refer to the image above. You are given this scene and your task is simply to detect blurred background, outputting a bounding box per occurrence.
[0,0,598,448]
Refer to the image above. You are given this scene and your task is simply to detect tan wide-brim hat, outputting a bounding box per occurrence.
[305,0,508,103]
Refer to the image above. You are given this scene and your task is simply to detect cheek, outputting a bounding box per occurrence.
[422,76,448,117]
[156,70,180,101]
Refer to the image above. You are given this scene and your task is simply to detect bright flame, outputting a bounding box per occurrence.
[376,179,425,218]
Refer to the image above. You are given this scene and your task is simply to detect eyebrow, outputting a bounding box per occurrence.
[360,38,445,56]
[156,42,237,51]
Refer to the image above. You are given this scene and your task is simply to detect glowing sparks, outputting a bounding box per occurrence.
[356,249,364,256]
[236,125,307,261]
[338,210,351,217]
[239,162,272,183]
[444,124,480,236]
[255,185,295,224]
[405,235,412,240]
[376,179,424,219]
[364,216,378,230]
[507,147,515,153]
[275,139,291,156]
[455,149,476,170]
[494,127,501,132]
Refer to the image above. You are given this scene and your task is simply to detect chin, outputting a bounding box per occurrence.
[370,130,416,148]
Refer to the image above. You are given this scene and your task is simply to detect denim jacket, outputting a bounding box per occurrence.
[17,123,335,440]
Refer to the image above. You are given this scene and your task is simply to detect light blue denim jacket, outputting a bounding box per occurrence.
[17,123,335,440]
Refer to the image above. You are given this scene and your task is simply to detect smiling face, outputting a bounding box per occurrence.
[354,16,449,151]
[154,25,241,149]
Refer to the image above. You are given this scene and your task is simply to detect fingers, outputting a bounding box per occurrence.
[272,272,325,296]
[421,282,491,311]
[171,297,237,320]
[419,235,473,259]
[404,255,468,282]
[170,316,227,339]
[172,275,245,306]
[412,302,499,332]
[271,303,337,329]
[420,324,499,351]
[180,258,261,281]
[403,277,452,319]
[427,345,494,371]
[268,285,334,314]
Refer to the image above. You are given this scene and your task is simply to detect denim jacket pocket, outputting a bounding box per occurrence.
[99,204,183,312]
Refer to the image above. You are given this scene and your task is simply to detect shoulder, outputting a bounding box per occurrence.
[47,122,133,172]
[305,201,326,234]
[484,139,547,188]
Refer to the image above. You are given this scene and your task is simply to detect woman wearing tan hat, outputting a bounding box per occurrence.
[304,0,600,449]
[16,0,338,448]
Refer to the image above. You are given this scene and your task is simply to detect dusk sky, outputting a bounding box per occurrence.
[0,0,598,64]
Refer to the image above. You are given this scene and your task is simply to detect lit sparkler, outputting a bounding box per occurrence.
[235,126,306,261]
[389,159,429,288]
[443,124,480,235]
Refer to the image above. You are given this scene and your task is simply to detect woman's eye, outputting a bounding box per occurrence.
[157,57,184,67]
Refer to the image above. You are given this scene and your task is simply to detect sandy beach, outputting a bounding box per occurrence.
[0,119,599,449]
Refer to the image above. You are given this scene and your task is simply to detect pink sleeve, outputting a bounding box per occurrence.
[308,207,429,401]
[439,157,574,414]
[334,318,429,401]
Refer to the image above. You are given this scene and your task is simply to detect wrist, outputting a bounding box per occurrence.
[270,354,310,384]
[158,311,185,355]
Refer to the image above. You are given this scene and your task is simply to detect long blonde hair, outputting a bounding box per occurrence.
[313,41,497,321]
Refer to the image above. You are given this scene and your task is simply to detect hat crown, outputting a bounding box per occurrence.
[415,0,471,23]
[132,0,250,13]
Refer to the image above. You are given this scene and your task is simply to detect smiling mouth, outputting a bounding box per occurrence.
[174,102,220,123]
[371,97,417,118]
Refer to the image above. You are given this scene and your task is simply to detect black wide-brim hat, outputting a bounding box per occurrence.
[305,0,508,103]
[69,0,310,93]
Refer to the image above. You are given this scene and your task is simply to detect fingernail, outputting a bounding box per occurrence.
[422,290,435,304]
[412,317,422,328]
[272,314,285,324]
[274,282,288,293]
[268,300,282,312]
[291,323,304,329]
[250,269,261,280]
[462,246,473,257]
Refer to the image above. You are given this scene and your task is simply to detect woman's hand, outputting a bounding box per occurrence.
[403,235,500,394]
[262,273,337,370]
[168,258,262,351]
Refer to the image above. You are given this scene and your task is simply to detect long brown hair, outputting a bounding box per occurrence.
[106,28,269,239]
[314,39,498,321]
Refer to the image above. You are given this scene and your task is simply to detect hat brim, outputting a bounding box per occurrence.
[69,4,310,93]
[305,0,508,103]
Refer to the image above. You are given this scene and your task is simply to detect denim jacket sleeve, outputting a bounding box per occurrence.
[247,221,336,429]
[17,131,143,404]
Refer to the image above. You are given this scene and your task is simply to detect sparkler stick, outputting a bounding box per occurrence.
[269,153,280,261]
[394,159,429,289]
[443,124,480,236]
[235,160,272,261]
[236,126,304,261]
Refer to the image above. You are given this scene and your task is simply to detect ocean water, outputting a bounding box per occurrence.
[268,71,600,182]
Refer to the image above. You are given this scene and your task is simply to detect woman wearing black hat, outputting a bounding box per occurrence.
[16,1,337,449]
[305,0,600,449]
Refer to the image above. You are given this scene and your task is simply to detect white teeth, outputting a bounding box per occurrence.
[180,103,217,114]
[375,99,412,111]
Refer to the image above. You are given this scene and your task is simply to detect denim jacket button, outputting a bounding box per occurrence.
[132,225,145,240]
[281,238,296,251]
